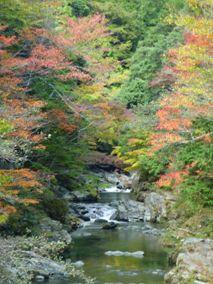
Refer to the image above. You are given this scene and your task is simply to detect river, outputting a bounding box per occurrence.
[62,172,169,284]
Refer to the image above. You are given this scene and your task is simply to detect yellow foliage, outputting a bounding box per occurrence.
[0,214,8,224]
[20,198,39,205]
[125,162,140,172]
[127,138,144,146]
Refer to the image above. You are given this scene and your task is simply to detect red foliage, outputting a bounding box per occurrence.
[57,14,109,47]
[48,109,77,133]
[150,65,177,87]
[0,169,43,216]
[156,106,191,131]
[156,170,188,188]
[184,32,211,48]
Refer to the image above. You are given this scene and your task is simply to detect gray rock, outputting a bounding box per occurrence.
[105,250,144,258]
[102,172,132,189]
[80,215,90,221]
[131,171,148,193]
[144,192,167,222]
[109,209,118,220]
[142,224,163,236]
[35,275,45,282]
[39,218,72,244]
[94,219,108,224]
[165,238,213,283]
[112,191,167,223]
[104,172,120,184]
[72,191,98,202]
[102,222,117,230]
[113,200,145,222]
[73,261,84,268]
[18,251,69,280]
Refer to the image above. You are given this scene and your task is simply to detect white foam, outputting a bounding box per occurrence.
[101,186,131,193]
[81,203,117,222]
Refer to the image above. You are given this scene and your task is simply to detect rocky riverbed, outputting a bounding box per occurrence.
[165,238,213,283]
[67,170,168,224]
[1,169,212,284]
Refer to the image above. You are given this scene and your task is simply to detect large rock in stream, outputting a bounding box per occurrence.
[165,238,213,284]
[111,199,145,222]
[39,217,72,243]
[112,192,167,222]
[144,192,167,222]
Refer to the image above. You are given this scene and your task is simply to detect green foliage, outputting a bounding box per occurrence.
[36,131,88,189]
[0,0,50,29]
[42,198,68,223]
[119,0,183,106]
[1,207,43,236]
[92,0,143,61]
[180,178,212,211]
[0,214,8,225]
[137,154,169,182]
[175,140,213,211]
[0,119,13,135]
[0,172,12,187]
[176,141,213,174]
[70,0,91,17]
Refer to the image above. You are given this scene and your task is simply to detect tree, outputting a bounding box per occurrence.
[119,0,183,106]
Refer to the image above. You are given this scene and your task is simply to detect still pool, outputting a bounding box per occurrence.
[67,220,169,284]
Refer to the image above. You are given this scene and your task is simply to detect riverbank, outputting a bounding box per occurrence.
[0,169,168,283]
[0,167,212,283]
[132,170,213,283]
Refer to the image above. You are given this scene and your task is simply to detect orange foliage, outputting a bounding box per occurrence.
[2,98,46,143]
[56,14,108,47]
[48,109,77,134]
[156,170,188,188]
[150,26,212,153]
[0,169,42,217]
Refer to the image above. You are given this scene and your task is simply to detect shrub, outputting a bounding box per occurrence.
[42,198,68,223]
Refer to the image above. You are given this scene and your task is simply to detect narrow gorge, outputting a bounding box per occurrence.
[0,0,212,283]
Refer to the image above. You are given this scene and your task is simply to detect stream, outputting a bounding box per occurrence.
[64,171,169,284]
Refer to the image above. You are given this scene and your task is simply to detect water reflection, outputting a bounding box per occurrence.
[69,222,168,284]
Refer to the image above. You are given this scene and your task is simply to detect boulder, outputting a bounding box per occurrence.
[80,215,90,222]
[94,219,108,224]
[144,192,167,222]
[72,190,98,202]
[35,275,45,282]
[142,224,164,236]
[22,251,69,280]
[73,261,84,268]
[165,238,213,283]
[102,222,117,230]
[112,192,167,223]
[39,217,72,244]
[105,250,144,258]
[131,172,148,193]
[113,200,145,222]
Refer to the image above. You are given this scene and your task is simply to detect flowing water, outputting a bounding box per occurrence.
[64,176,169,284]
